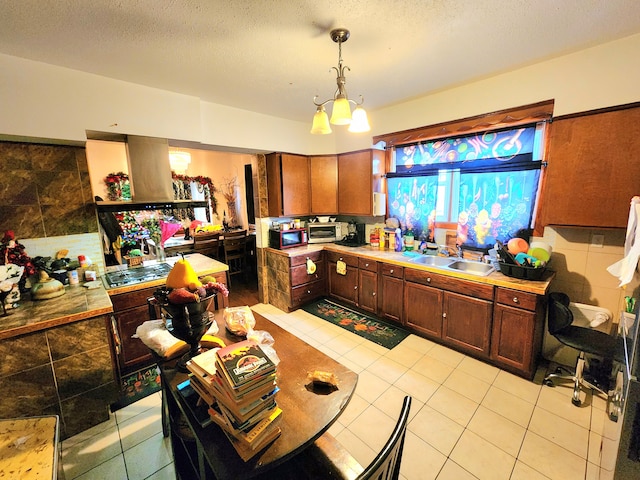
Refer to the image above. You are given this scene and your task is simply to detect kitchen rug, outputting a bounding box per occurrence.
[301,298,409,349]
[111,365,162,411]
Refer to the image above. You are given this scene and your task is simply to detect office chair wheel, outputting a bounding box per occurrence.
[543,378,555,387]
[571,397,581,407]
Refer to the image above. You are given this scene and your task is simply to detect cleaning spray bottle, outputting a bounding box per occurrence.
[395,228,403,252]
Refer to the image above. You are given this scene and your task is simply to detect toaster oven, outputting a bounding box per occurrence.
[307,222,342,244]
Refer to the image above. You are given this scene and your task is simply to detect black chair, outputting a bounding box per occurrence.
[356,395,411,480]
[543,292,625,408]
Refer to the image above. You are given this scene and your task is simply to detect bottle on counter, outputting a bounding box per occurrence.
[395,228,403,252]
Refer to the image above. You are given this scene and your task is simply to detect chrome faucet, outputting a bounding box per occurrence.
[456,244,463,259]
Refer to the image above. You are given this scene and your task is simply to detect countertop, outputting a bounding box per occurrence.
[0,253,228,340]
[266,244,554,296]
[0,416,60,479]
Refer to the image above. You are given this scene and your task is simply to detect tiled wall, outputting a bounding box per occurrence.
[539,226,639,321]
[0,141,98,239]
[0,316,117,439]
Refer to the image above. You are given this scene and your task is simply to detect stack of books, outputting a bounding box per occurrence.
[186,339,281,460]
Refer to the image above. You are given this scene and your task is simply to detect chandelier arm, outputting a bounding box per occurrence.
[348,95,365,106]
[313,96,334,107]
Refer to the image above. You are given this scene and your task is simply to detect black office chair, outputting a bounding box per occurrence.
[543,292,625,408]
[356,395,411,480]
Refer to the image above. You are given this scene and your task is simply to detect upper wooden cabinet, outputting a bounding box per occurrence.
[338,149,385,216]
[310,155,338,215]
[538,103,640,231]
[267,153,310,217]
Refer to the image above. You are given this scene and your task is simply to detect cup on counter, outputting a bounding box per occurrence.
[84,270,97,282]
[67,269,79,285]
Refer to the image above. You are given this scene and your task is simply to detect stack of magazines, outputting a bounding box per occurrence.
[186,339,281,460]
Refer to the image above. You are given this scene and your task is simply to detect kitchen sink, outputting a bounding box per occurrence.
[408,255,495,276]
[446,260,495,276]
[409,256,455,267]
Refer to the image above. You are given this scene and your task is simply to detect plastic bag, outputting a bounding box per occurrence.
[247,329,280,366]
[134,318,219,358]
[223,306,256,335]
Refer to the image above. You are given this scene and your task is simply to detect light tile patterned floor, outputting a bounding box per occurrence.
[61,303,622,479]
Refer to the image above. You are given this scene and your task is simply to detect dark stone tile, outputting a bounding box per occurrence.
[0,169,39,204]
[53,345,115,400]
[42,204,93,236]
[0,331,50,378]
[47,316,110,361]
[0,142,32,170]
[36,170,82,205]
[29,144,77,172]
[0,364,58,418]
[59,382,117,439]
[0,205,45,239]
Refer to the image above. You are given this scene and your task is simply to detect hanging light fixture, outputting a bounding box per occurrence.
[169,149,191,174]
[310,28,370,135]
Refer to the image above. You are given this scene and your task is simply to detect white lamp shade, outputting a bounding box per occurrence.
[348,106,371,133]
[330,97,352,125]
[169,151,191,174]
[310,107,332,134]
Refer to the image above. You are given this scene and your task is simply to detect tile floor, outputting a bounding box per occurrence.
[61,303,623,479]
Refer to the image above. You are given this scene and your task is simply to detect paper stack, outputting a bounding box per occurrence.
[187,339,280,460]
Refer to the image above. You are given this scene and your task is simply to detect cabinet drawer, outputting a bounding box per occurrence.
[290,250,323,267]
[291,280,326,307]
[381,263,403,279]
[404,268,449,289]
[110,286,157,311]
[358,257,378,273]
[291,260,326,286]
[326,251,358,267]
[495,288,538,311]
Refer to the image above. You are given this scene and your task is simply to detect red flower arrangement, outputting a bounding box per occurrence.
[104,172,131,201]
[171,172,217,213]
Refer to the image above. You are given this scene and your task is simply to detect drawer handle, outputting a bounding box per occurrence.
[390,269,394,274]
[513,297,520,304]
[372,292,376,296]
[442,312,447,318]
[365,263,369,267]
[427,277,431,283]
[307,289,311,294]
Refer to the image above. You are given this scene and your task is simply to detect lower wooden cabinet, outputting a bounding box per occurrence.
[357,258,378,314]
[328,252,359,306]
[442,291,493,357]
[490,287,546,378]
[404,267,494,358]
[380,264,403,325]
[290,251,326,310]
[404,280,443,337]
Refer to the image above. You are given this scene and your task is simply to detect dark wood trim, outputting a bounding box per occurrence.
[373,100,555,147]
[548,101,640,122]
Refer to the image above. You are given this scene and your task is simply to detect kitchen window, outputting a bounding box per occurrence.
[386,122,548,251]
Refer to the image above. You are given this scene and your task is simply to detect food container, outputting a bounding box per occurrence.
[498,261,546,280]
[317,216,331,223]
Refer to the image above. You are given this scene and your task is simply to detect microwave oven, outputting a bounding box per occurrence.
[307,222,343,244]
[269,228,308,249]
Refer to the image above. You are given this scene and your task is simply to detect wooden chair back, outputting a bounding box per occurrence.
[192,231,221,259]
[222,231,248,285]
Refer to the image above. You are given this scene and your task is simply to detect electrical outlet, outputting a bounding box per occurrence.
[591,234,604,248]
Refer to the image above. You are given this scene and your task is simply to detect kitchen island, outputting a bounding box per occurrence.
[265,243,555,379]
[0,253,229,439]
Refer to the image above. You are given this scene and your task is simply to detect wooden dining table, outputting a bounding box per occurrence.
[157,310,359,480]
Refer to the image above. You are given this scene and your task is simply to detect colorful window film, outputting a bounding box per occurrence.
[457,169,540,250]
[387,125,544,250]
[395,127,537,173]
[387,175,438,238]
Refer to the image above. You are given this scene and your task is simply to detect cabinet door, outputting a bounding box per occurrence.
[358,269,378,314]
[539,106,640,230]
[310,155,338,214]
[338,151,373,215]
[114,306,154,372]
[404,281,443,338]
[381,275,403,325]
[266,153,310,216]
[442,291,493,358]
[491,304,537,376]
[328,262,358,305]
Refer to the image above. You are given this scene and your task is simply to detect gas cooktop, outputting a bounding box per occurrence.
[104,263,172,288]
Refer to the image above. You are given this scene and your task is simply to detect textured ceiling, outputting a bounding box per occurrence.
[2,1,640,123]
